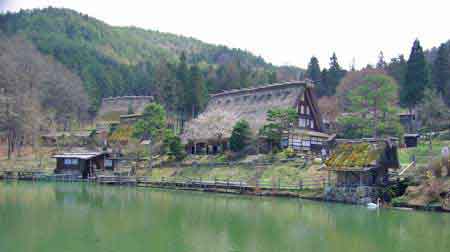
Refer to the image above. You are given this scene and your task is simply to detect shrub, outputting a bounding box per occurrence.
[230,120,252,152]
[281,148,296,159]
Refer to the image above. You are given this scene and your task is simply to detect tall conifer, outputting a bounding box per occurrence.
[403,39,429,109]
[325,53,345,96]
[432,43,450,105]
[306,56,322,90]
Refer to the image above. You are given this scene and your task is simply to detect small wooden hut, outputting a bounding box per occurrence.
[53,152,115,178]
[403,133,420,148]
[325,140,400,187]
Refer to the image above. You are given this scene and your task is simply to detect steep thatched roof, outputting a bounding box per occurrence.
[182,81,310,143]
[325,140,400,171]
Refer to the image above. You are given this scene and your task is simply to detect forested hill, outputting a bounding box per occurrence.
[0,7,304,110]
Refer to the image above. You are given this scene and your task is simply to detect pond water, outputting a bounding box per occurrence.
[0,182,449,252]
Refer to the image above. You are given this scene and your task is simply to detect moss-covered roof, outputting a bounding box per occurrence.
[325,141,399,171]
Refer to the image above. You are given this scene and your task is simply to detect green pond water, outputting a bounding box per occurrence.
[0,182,449,252]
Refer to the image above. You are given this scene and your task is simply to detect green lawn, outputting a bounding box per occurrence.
[143,161,327,187]
[398,140,450,166]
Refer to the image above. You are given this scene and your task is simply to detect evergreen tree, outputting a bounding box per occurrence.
[403,39,429,109]
[163,129,185,161]
[417,88,450,131]
[229,120,252,152]
[306,56,322,94]
[338,74,403,138]
[376,51,387,69]
[323,53,346,96]
[319,68,329,97]
[432,43,450,105]
[387,55,407,88]
[176,52,189,116]
[188,65,208,117]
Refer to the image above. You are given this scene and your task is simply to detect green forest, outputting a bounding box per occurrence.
[0,7,302,113]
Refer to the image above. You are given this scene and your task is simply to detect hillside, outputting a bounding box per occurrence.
[0,8,304,109]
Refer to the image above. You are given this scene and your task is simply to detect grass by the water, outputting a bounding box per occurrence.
[398,140,450,166]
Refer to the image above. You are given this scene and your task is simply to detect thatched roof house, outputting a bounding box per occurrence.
[325,139,399,187]
[182,81,328,154]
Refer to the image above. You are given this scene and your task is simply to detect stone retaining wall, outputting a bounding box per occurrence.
[324,186,380,204]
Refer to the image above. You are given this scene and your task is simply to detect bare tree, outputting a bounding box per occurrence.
[0,33,89,158]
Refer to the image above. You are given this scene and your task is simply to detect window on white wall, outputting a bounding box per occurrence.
[299,118,306,128]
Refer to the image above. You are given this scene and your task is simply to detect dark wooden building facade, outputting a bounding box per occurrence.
[53,152,115,178]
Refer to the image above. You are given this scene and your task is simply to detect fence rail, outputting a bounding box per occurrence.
[1,172,328,191]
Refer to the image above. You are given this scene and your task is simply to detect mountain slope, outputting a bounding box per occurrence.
[0,8,304,109]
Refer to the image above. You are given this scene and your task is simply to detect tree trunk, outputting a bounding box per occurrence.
[148,139,153,170]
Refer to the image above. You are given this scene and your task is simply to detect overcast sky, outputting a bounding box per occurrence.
[1,0,448,69]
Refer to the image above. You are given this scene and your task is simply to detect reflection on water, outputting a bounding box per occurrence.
[0,182,449,252]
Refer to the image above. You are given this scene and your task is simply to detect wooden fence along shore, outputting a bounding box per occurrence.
[0,169,327,197]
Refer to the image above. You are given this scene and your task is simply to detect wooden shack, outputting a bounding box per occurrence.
[404,133,420,148]
[53,152,114,178]
[325,140,400,187]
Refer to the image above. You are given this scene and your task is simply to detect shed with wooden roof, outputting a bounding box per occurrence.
[53,151,115,178]
[325,139,400,187]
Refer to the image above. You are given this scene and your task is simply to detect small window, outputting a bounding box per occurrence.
[64,159,78,165]
[305,106,310,115]
[300,106,304,114]
[105,159,113,167]
[310,120,315,129]
[299,118,306,128]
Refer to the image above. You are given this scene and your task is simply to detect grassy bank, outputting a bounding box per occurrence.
[138,159,327,188]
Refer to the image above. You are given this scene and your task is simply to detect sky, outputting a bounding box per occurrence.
[1,0,449,69]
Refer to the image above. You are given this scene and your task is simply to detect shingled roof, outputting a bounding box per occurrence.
[182,81,313,143]
[325,140,400,171]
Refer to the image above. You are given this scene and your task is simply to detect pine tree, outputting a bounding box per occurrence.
[176,52,189,117]
[387,55,407,88]
[320,68,329,97]
[306,56,322,93]
[325,53,346,96]
[376,51,387,69]
[432,43,450,105]
[403,39,429,109]
[230,120,252,152]
[188,65,208,117]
